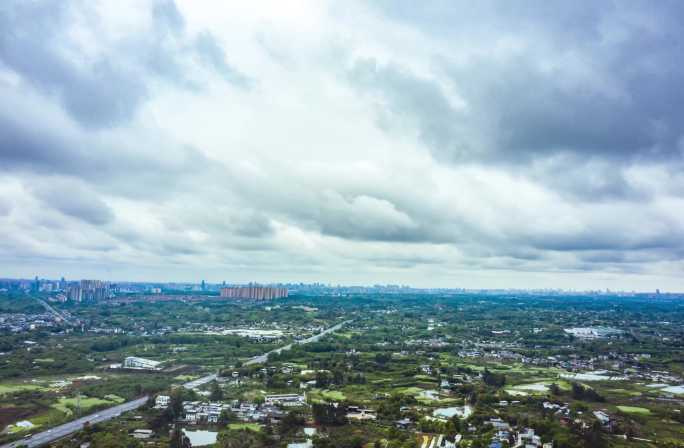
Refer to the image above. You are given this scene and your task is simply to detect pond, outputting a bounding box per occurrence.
[418,389,439,400]
[433,405,472,419]
[648,384,684,395]
[183,429,218,447]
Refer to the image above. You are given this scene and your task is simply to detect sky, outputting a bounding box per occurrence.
[1,0,684,290]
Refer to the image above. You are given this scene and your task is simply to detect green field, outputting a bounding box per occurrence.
[228,423,262,432]
[51,396,120,416]
[0,383,46,395]
[309,389,346,402]
[616,405,651,415]
[174,375,197,381]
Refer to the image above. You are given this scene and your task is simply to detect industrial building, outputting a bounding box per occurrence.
[123,356,162,370]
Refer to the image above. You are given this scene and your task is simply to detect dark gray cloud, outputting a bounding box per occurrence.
[31,179,114,226]
[0,0,249,128]
[347,1,684,206]
[0,85,212,200]
[0,1,147,127]
[348,59,472,160]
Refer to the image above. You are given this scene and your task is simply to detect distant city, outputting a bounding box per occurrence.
[0,276,678,303]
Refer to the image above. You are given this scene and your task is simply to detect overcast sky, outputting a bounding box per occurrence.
[2,1,684,290]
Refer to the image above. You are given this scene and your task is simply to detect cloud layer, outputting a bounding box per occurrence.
[1,0,684,290]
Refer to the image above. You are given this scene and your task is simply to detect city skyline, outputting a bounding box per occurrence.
[2,1,684,291]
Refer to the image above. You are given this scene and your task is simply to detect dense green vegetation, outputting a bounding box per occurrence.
[1,291,683,447]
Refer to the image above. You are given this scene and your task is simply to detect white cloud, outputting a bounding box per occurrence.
[1,0,683,290]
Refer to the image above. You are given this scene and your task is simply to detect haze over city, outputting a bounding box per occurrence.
[2,0,684,291]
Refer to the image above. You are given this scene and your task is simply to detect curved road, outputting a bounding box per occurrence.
[2,320,351,447]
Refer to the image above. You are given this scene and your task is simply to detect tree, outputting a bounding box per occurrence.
[571,383,605,402]
[581,420,606,448]
[219,409,237,425]
[217,429,274,448]
[279,411,304,435]
[482,368,506,388]
[374,352,391,365]
[210,382,224,401]
[169,428,191,448]
[549,383,561,395]
[312,403,347,426]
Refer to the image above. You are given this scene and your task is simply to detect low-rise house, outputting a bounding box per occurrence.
[514,428,542,447]
[155,395,170,409]
[395,418,412,429]
[487,418,511,431]
[183,401,228,424]
[346,406,377,420]
[593,410,612,429]
[132,429,154,439]
[265,393,306,407]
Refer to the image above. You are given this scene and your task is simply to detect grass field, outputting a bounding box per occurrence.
[174,375,197,381]
[0,384,46,395]
[51,396,119,416]
[616,405,651,415]
[228,423,262,432]
[309,389,347,402]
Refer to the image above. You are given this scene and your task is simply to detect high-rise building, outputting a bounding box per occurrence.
[67,280,111,302]
[220,285,288,300]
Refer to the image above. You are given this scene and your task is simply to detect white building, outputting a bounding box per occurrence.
[183,401,227,424]
[123,356,162,370]
[265,394,306,407]
[155,395,170,409]
[132,429,154,439]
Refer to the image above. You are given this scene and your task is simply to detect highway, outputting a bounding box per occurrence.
[183,373,217,390]
[0,397,149,448]
[244,320,351,366]
[1,319,351,447]
[30,296,75,326]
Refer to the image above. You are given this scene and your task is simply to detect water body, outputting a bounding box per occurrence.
[649,384,684,394]
[561,372,625,381]
[433,405,472,419]
[183,429,218,447]
[419,390,439,400]
[663,385,684,394]
[513,383,549,392]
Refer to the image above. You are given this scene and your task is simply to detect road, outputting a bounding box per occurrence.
[244,320,351,366]
[182,373,217,390]
[29,296,75,326]
[2,320,351,447]
[0,397,149,448]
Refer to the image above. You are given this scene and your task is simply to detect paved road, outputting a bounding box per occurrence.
[29,297,75,326]
[0,397,149,448]
[182,373,217,390]
[244,320,351,366]
[2,320,351,447]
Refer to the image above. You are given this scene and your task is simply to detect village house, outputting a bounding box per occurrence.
[265,393,306,407]
[154,395,170,409]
